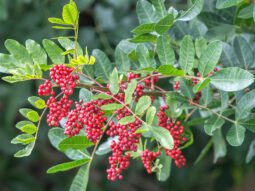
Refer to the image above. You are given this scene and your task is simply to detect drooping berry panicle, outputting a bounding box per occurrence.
[38,64,79,127]
[157,106,187,168]
[141,149,161,174]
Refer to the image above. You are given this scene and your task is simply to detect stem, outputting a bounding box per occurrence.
[184,108,197,122]
[78,72,104,88]
[34,107,47,148]
[190,101,236,124]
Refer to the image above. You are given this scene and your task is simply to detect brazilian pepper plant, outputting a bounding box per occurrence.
[1,0,255,190]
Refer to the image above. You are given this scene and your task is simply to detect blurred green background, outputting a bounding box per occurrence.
[0,0,255,191]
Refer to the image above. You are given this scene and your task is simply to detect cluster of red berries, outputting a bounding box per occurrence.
[38,64,79,127]
[141,149,161,174]
[106,96,142,181]
[47,96,73,126]
[142,73,159,86]
[64,100,107,143]
[38,80,52,96]
[127,72,140,82]
[174,81,180,90]
[107,141,131,181]
[157,106,187,168]
[50,64,79,96]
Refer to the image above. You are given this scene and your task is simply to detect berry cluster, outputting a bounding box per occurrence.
[38,64,79,127]
[50,64,79,96]
[174,81,180,90]
[141,149,161,174]
[47,96,73,126]
[142,73,159,86]
[65,100,107,143]
[38,80,52,96]
[107,141,131,181]
[127,72,140,82]
[106,99,142,181]
[157,106,187,168]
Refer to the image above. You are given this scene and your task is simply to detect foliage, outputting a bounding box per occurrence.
[1,0,255,190]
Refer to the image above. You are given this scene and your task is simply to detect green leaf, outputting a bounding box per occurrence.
[92,93,111,100]
[130,34,157,43]
[58,136,94,151]
[135,125,150,134]
[213,129,227,163]
[48,17,68,25]
[5,39,33,65]
[96,138,116,156]
[204,116,225,136]
[43,39,65,64]
[48,128,67,149]
[221,43,240,68]
[62,0,78,25]
[19,108,40,122]
[14,142,35,158]
[166,92,189,103]
[240,117,255,133]
[179,79,195,99]
[28,96,46,109]
[11,134,35,145]
[16,121,37,134]
[226,124,246,147]
[193,78,211,93]
[101,103,123,111]
[245,140,255,163]
[195,37,207,58]
[233,36,254,70]
[210,67,254,92]
[157,65,185,76]
[152,126,174,150]
[135,96,152,116]
[58,37,83,55]
[52,26,74,30]
[79,88,92,103]
[70,164,90,191]
[155,14,174,35]
[125,79,137,105]
[25,40,47,65]
[0,53,19,73]
[201,85,213,106]
[151,0,167,18]
[119,116,136,125]
[198,40,222,77]
[93,49,113,81]
[136,0,159,24]
[115,46,131,73]
[238,4,254,19]
[146,106,156,125]
[156,35,175,66]
[179,35,194,74]
[216,0,242,9]
[156,152,171,182]
[109,68,119,95]
[236,90,255,120]
[220,91,229,110]
[137,44,155,69]
[177,0,204,21]
[47,159,90,174]
[131,23,156,35]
